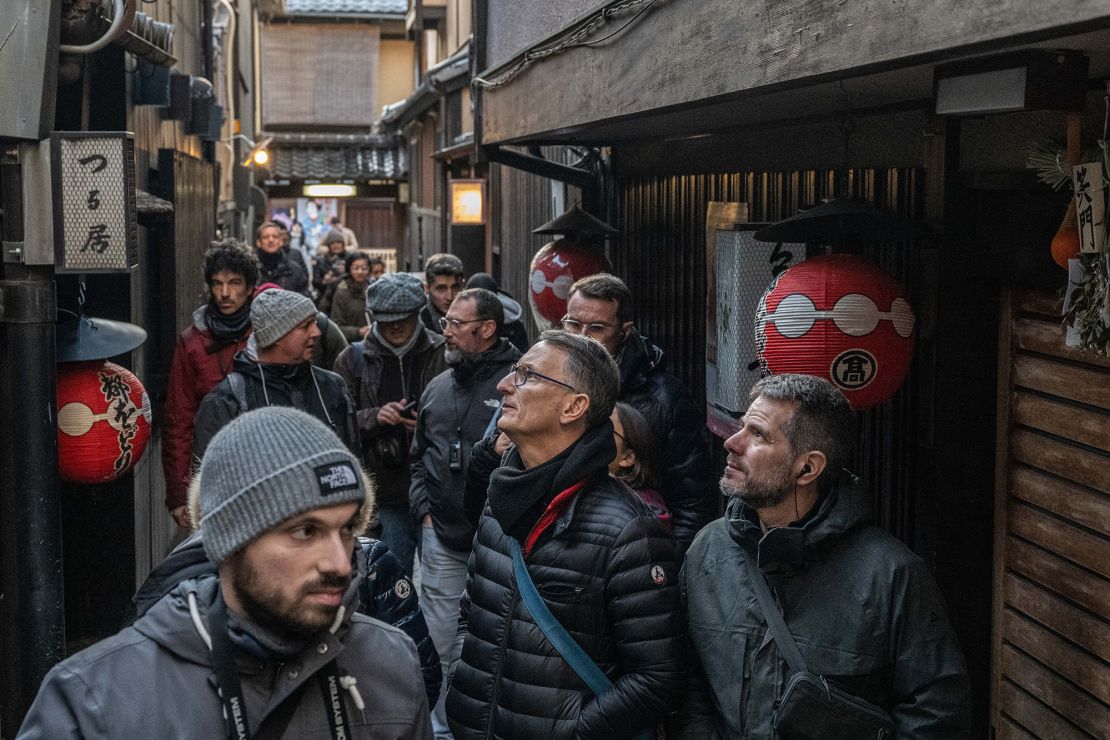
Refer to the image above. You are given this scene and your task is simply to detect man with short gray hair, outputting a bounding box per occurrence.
[445,330,684,738]
[677,373,970,739]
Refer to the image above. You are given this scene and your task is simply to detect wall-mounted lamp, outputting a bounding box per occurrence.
[450,179,485,225]
[303,183,357,198]
[223,134,272,167]
[934,50,1088,116]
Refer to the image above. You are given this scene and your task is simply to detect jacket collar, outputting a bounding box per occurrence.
[726,472,870,576]
[616,330,664,391]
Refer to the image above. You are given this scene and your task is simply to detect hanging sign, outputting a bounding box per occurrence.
[1073,162,1106,254]
[51,132,138,274]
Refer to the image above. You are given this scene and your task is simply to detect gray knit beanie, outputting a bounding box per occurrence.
[198,407,370,564]
[251,289,317,348]
[366,272,425,322]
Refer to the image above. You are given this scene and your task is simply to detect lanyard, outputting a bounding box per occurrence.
[206,591,351,740]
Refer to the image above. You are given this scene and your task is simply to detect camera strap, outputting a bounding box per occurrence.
[738,546,807,674]
[206,590,350,740]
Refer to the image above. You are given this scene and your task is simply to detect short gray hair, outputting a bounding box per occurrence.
[538,330,618,430]
[748,374,856,490]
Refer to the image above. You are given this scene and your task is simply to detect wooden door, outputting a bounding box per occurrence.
[991,288,1110,738]
[345,199,404,251]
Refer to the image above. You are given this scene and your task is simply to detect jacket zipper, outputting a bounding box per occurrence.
[486,579,518,740]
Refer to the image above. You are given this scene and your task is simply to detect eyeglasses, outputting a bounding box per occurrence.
[510,363,578,392]
[560,316,615,335]
[439,317,487,332]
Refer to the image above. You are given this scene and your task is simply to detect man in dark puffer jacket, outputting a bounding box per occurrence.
[446,330,684,739]
[564,273,716,552]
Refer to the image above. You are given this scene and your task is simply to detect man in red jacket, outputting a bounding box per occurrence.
[161,240,259,528]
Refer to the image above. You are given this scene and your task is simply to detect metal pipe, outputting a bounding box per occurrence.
[58,0,130,54]
[0,147,64,733]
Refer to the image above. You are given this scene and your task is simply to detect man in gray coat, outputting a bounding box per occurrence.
[18,407,432,739]
[678,374,970,739]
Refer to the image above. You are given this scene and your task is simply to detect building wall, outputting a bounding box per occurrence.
[380,39,416,109]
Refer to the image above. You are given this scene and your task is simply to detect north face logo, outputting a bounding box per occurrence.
[314,463,359,495]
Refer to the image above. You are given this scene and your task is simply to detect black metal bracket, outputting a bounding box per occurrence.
[482,144,598,191]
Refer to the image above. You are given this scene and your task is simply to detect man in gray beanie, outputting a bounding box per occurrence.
[194,288,361,461]
[18,407,433,739]
[335,272,446,576]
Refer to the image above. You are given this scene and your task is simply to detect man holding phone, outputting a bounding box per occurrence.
[335,273,446,577]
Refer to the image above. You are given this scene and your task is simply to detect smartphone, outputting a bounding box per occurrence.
[401,399,418,417]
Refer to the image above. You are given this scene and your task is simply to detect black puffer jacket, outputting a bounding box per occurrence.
[334,328,447,507]
[192,351,360,461]
[256,247,310,296]
[409,339,520,551]
[618,331,716,548]
[446,427,685,739]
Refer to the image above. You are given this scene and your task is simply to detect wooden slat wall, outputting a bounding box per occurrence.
[992,288,1110,739]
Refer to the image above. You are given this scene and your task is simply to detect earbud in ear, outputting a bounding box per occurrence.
[798,464,811,479]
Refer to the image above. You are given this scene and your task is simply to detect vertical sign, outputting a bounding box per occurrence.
[1072,162,1105,254]
[51,132,138,273]
[706,225,805,438]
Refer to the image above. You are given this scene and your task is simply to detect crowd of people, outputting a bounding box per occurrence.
[15,224,973,739]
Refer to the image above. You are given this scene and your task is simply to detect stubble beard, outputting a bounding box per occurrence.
[719,464,794,510]
[228,553,350,640]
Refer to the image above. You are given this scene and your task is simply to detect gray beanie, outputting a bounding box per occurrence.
[251,289,317,348]
[198,407,370,564]
[366,272,425,322]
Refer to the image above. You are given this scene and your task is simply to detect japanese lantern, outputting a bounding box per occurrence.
[57,360,152,484]
[755,254,915,410]
[528,239,610,328]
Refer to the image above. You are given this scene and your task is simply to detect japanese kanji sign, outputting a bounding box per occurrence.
[51,132,138,273]
[1072,162,1105,254]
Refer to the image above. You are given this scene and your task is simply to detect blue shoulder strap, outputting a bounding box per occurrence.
[509,537,613,696]
[482,397,505,438]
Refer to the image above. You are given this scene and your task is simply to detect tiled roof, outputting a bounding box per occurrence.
[283,0,407,15]
[269,143,407,180]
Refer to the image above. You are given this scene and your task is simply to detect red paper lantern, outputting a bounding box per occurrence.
[529,239,611,328]
[57,360,152,484]
[755,254,915,410]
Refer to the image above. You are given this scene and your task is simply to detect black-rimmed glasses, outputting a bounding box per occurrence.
[510,363,578,392]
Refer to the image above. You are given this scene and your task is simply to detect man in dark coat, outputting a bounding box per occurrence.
[162,240,258,529]
[418,253,465,334]
[676,374,971,739]
[409,287,520,737]
[18,408,431,739]
[465,271,530,352]
[335,272,447,577]
[445,330,684,739]
[255,221,310,296]
[193,288,360,461]
[564,273,716,550]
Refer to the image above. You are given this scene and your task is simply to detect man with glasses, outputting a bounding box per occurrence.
[564,273,716,551]
[444,330,684,739]
[409,287,520,738]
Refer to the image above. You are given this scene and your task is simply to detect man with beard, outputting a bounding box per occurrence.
[255,220,310,296]
[163,240,258,530]
[409,287,519,738]
[18,407,432,739]
[444,331,684,739]
[193,288,360,460]
[677,374,970,739]
[563,273,715,552]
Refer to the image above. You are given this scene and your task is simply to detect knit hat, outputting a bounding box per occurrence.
[198,407,371,564]
[466,272,499,292]
[366,272,425,322]
[251,288,316,348]
[323,230,345,246]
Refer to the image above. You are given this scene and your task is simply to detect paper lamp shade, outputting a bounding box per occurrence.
[755,254,915,410]
[57,360,152,484]
[529,239,611,327]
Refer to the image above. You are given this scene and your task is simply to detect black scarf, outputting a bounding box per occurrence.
[487,421,616,542]
[448,341,503,384]
[204,300,251,353]
[257,248,284,272]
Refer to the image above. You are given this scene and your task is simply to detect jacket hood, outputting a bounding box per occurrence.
[497,292,523,323]
[448,337,521,383]
[616,330,666,391]
[726,472,871,576]
[192,304,208,332]
[362,323,444,359]
[133,533,213,618]
[232,349,311,382]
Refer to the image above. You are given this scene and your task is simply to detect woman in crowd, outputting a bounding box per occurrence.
[330,252,384,341]
[610,401,672,529]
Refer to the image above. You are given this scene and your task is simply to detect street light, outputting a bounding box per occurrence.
[223,134,272,167]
